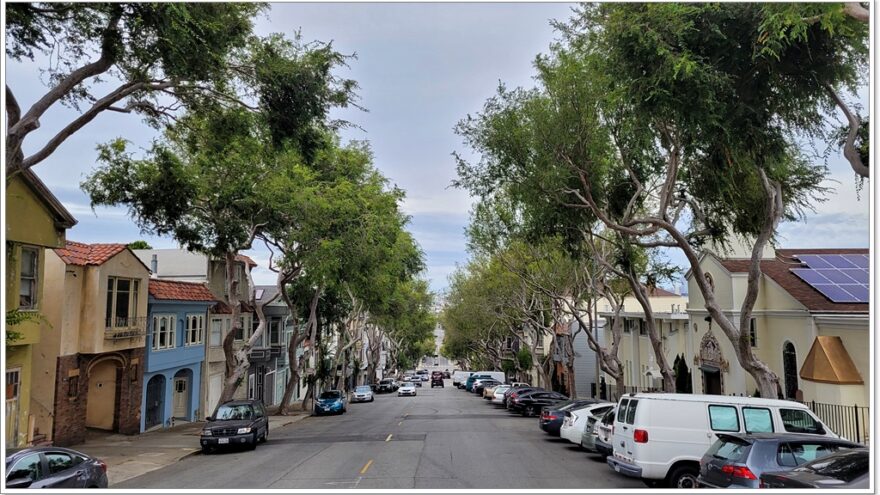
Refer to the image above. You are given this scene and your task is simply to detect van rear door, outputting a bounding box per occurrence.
[613,398,638,463]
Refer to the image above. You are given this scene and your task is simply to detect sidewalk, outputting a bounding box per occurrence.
[68,408,310,486]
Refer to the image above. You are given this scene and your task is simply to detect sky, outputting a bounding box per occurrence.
[5,3,871,295]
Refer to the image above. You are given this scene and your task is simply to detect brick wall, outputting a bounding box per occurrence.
[51,348,145,446]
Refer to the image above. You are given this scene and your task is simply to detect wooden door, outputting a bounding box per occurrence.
[172,377,188,418]
[86,361,118,430]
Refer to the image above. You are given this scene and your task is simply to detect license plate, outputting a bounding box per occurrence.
[614,464,620,473]
[218,438,229,444]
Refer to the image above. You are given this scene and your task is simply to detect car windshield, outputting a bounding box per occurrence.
[795,450,869,482]
[319,391,342,400]
[355,386,371,392]
[380,379,392,384]
[215,404,254,420]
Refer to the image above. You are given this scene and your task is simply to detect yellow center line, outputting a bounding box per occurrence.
[385,433,393,442]
[359,459,374,475]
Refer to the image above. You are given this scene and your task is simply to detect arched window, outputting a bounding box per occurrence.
[782,342,798,399]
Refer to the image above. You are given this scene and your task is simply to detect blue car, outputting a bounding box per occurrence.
[314,390,346,415]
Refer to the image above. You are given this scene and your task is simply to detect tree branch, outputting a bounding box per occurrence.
[824,83,869,178]
[843,2,869,22]
[5,84,21,129]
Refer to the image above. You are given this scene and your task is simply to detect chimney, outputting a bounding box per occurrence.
[150,254,158,277]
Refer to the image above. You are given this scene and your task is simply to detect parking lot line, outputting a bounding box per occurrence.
[359,459,374,475]
[385,434,393,442]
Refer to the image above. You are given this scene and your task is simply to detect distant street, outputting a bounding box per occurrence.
[117,376,641,489]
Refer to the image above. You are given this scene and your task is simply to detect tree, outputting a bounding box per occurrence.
[126,240,153,250]
[454,3,852,397]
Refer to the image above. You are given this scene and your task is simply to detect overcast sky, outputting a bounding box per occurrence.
[6,3,870,294]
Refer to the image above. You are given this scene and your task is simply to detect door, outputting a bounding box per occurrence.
[172,377,188,418]
[617,398,639,461]
[783,342,798,399]
[5,368,21,445]
[86,361,118,430]
[144,375,165,429]
[703,370,722,395]
[207,374,222,417]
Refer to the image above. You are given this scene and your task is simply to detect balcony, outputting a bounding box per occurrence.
[105,316,147,340]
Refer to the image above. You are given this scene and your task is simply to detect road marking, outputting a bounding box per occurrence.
[359,459,374,474]
[397,421,403,426]
[385,433,393,442]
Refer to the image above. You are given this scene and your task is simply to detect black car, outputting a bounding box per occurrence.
[431,376,444,388]
[504,386,542,409]
[473,379,501,395]
[539,399,599,436]
[760,448,869,489]
[200,400,269,453]
[698,433,861,489]
[5,447,108,488]
[377,378,399,393]
[510,390,568,416]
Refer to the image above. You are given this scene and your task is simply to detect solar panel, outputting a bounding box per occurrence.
[791,254,869,304]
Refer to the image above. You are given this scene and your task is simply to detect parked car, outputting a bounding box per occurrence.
[594,406,616,457]
[539,399,600,436]
[490,385,512,404]
[398,383,417,397]
[606,394,838,489]
[504,386,543,409]
[201,400,269,452]
[352,385,375,403]
[483,383,507,399]
[583,405,616,454]
[314,390,347,416]
[431,376,445,388]
[760,447,869,489]
[510,382,530,388]
[452,370,471,388]
[560,403,614,445]
[5,447,108,488]
[464,371,505,390]
[443,370,451,379]
[510,390,568,416]
[420,374,430,382]
[697,433,860,489]
[377,378,399,393]
[474,379,502,395]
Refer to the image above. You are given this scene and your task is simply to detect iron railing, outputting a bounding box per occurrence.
[104,316,147,340]
[801,400,870,445]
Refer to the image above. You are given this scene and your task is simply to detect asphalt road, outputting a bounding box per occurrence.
[117,379,642,489]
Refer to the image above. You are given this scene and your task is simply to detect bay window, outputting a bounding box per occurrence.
[152,315,176,350]
[106,277,140,327]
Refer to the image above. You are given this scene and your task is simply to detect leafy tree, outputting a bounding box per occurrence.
[126,240,152,250]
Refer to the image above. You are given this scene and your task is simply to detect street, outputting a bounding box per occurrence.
[116,379,641,489]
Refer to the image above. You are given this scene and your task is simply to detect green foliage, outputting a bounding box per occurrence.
[516,347,533,371]
[126,240,153,250]
[673,354,693,394]
[5,309,49,344]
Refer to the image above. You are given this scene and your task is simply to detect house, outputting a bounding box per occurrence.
[686,247,869,407]
[598,287,689,397]
[250,285,299,406]
[35,241,151,445]
[4,169,76,447]
[142,279,217,431]
[131,249,256,417]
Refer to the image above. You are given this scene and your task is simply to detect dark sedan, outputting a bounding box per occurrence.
[510,390,568,416]
[539,399,599,436]
[473,379,501,395]
[760,448,869,489]
[503,386,542,409]
[698,433,861,489]
[201,400,270,453]
[5,447,108,488]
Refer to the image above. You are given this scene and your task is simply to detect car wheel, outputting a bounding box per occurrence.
[247,432,258,450]
[370,397,374,402]
[668,465,699,489]
[260,428,268,443]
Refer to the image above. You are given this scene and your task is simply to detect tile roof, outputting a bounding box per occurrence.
[235,254,258,267]
[718,248,869,313]
[148,279,217,302]
[54,241,129,266]
[647,286,680,297]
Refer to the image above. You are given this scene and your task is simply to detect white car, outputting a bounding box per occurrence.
[606,394,837,488]
[491,385,512,404]
[351,385,374,403]
[560,403,614,445]
[398,384,417,397]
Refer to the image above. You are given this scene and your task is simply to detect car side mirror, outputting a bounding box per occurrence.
[7,476,34,488]
[206,416,215,422]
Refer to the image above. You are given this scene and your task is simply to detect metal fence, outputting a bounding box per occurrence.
[801,400,870,446]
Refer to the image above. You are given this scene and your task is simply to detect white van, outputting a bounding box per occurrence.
[606,393,837,488]
[470,371,506,384]
[451,371,472,387]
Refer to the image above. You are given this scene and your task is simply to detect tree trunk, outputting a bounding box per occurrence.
[301,287,322,411]
[627,271,675,393]
[220,251,245,403]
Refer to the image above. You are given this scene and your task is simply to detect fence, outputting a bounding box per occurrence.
[801,400,870,446]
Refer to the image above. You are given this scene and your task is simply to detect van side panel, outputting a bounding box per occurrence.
[632,399,714,479]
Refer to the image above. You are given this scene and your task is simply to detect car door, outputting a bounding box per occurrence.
[616,398,638,463]
[255,402,268,436]
[39,451,87,488]
[6,452,45,488]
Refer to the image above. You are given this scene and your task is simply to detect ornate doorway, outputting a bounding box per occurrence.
[697,330,727,396]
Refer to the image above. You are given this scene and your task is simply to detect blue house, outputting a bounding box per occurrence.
[141,279,217,431]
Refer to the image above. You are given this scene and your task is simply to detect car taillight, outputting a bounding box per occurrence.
[721,465,757,480]
[98,460,107,473]
[633,429,648,443]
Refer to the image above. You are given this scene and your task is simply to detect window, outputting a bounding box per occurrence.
[639,320,647,336]
[210,318,223,347]
[669,321,678,334]
[706,437,750,462]
[743,407,773,433]
[151,315,176,350]
[185,314,205,346]
[46,453,78,474]
[777,442,837,468]
[749,318,758,347]
[783,342,798,399]
[625,399,638,424]
[6,369,21,400]
[106,277,140,327]
[623,319,632,334]
[269,319,281,345]
[19,247,38,310]
[708,405,740,432]
[7,453,42,482]
[780,409,824,435]
[67,376,79,398]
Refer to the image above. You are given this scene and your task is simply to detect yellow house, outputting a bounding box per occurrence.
[5,169,76,447]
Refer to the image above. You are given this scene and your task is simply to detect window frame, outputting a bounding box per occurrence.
[708,404,741,432]
[7,453,43,482]
[151,314,177,351]
[185,314,205,346]
[749,318,758,348]
[742,406,774,433]
[106,276,140,328]
[209,318,223,347]
[6,368,21,400]
[18,246,39,310]
[780,408,825,435]
[269,318,281,345]
[45,452,78,475]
